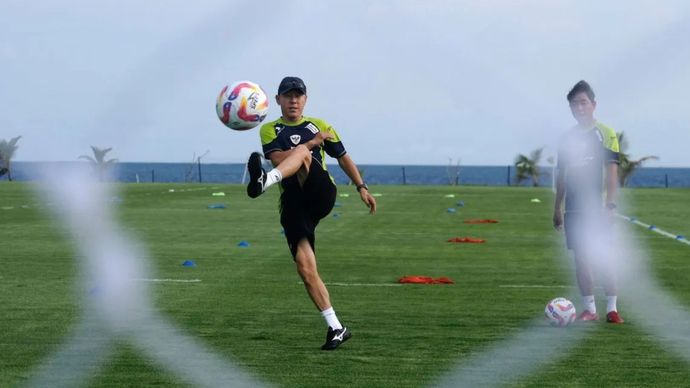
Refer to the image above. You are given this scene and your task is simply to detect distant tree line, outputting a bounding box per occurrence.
[1,138,119,182]
[0,133,659,186]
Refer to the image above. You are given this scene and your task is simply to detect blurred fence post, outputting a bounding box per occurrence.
[197,159,202,183]
[665,174,669,188]
[506,166,511,186]
[151,169,155,183]
[402,167,406,185]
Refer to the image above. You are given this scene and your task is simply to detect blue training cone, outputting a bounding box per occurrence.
[89,286,102,296]
[447,208,456,213]
[182,260,196,267]
[238,240,250,247]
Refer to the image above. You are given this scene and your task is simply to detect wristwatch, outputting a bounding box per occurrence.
[606,202,617,210]
[356,183,369,192]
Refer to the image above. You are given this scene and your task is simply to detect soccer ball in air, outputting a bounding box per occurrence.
[545,297,576,327]
[216,80,269,130]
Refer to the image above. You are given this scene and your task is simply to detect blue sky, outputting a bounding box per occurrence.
[2,0,689,166]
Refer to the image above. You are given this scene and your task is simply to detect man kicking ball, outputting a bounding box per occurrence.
[246,76,376,350]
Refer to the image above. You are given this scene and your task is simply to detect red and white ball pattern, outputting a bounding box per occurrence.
[545,297,577,327]
[216,80,269,131]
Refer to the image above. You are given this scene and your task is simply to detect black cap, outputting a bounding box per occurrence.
[278,76,307,95]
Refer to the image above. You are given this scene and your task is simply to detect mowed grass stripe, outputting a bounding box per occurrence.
[0,183,689,387]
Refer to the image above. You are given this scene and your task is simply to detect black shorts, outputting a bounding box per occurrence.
[280,161,336,259]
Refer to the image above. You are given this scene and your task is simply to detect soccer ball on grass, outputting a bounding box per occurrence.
[216,80,269,130]
[545,297,576,327]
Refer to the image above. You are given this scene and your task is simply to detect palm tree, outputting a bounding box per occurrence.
[514,146,544,186]
[446,157,461,185]
[617,132,658,187]
[0,136,22,181]
[79,146,118,180]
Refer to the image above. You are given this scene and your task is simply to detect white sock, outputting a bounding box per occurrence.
[263,168,282,190]
[606,296,618,313]
[320,307,343,330]
[582,295,596,313]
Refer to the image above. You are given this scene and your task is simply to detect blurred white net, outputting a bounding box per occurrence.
[28,166,266,388]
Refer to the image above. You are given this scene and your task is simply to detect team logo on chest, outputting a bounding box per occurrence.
[290,134,301,145]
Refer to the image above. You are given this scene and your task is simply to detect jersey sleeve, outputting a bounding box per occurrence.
[313,118,346,158]
[259,122,281,158]
[597,123,620,164]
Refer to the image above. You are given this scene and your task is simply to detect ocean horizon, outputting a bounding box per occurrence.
[7,161,690,188]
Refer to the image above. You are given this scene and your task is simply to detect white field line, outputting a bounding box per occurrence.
[616,213,690,246]
[163,187,214,194]
[132,278,202,283]
[299,282,402,287]
[306,282,569,288]
[498,284,570,288]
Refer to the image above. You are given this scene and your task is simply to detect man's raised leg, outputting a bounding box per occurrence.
[246,145,312,198]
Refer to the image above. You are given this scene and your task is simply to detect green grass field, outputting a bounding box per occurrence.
[1,182,689,387]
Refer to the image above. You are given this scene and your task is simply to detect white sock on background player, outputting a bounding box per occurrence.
[606,295,618,313]
[582,295,596,313]
[320,307,343,330]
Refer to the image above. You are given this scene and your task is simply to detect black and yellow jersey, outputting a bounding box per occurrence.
[557,121,620,212]
[259,116,346,172]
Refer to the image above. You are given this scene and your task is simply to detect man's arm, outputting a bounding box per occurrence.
[337,154,376,214]
[267,132,333,167]
[553,169,565,230]
[605,162,618,213]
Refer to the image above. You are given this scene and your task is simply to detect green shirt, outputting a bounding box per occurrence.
[260,116,347,172]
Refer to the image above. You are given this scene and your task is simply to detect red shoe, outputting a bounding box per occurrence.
[577,310,599,321]
[606,311,625,324]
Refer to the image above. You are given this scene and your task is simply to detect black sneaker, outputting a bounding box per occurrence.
[246,152,267,198]
[321,326,351,350]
